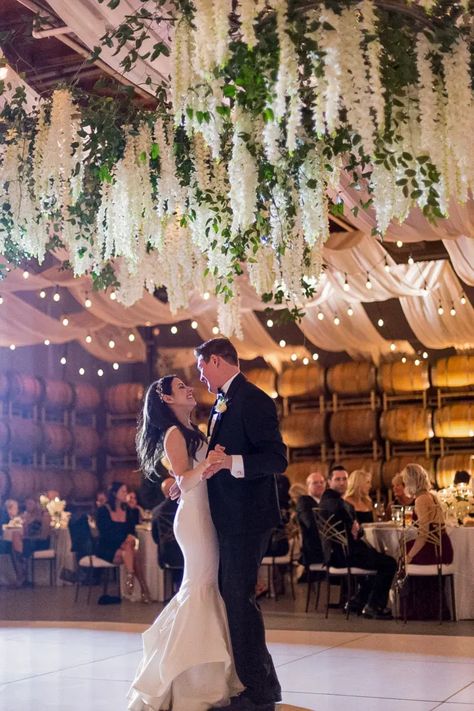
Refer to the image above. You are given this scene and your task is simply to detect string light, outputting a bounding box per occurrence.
[266,319,274,327]
[85,334,92,344]
[44,339,50,346]
[317,311,324,321]
[401,356,407,363]
[203,291,210,300]
[84,297,92,308]
[302,357,309,365]
[347,306,354,317]
[22,270,29,279]
[377,318,384,327]
[437,302,444,315]
[343,274,350,292]
[97,369,104,377]
[0,66,8,80]
[170,326,178,334]
[312,353,319,361]
[79,368,85,376]
[279,339,286,347]
[0,296,3,305]
[408,255,414,266]
[450,303,456,316]
[39,290,46,299]
[53,289,61,302]
[334,315,340,326]
[390,343,396,351]
[422,282,429,296]
[191,321,198,329]
[9,344,15,351]
[460,294,466,305]
[414,358,420,366]
[113,362,119,370]
[365,273,372,290]
[60,356,67,365]
[128,333,135,342]
[212,326,219,335]
[108,339,115,349]
[384,257,390,273]
[422,351,428,359]
[290,353,297,362]
[62,317,69,326]
[109,291,117,301]
[396,240,403,248]
[270,391,278,399]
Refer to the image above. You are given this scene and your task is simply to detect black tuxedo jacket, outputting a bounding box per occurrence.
[296,495,324,564]
[207,372,287,536]
[319,488,365,566]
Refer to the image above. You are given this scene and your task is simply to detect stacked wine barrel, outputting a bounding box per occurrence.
[0,371,101,502]
[103,382,144,488]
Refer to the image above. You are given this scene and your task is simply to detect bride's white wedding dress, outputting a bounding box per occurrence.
[127,427,243,711]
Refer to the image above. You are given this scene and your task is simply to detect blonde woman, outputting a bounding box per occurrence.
[344,470,374,525]
[401,464,453,565]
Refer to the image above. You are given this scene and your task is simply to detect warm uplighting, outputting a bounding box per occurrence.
[44,339,50,346]
[84,297,92,308]
[317,311,324,321]
[191,320,198,329]
[60,356,67,365]
[396,240,403,248]
[279,339,286,348]
[365,274,372,289]
[110,291,117,301]
[334,316,340,326]
[377,318,384,327]
[170,326,178,334]
[390,343,396,352]
[302,357,309,365]
[212,326,219,335]
[266,319,274,327]
[203,291,210,300]
[9,344,15,351]
[312,353,319,361]
[85,334,92,344]
[290,353,298,362]
[62,317,69,326]
[108,339,115,349]
[79,368,85,376]
[97,369,104,377]
[128,333,135,342]
[39,290,46,299]
[22,270,29,279]
[347,306,354,316]
[113,362,120,370]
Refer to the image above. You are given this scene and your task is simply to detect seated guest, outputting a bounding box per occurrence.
[385,473,415,521]
[151,478,183,588]
[96,490,107,508]
[296,471,326,567]
[7,497,52,586]
[402,464,453,566]
[289,482,307,512]
[344,470,375,525]
[1,498,20,525]
[96,481,150,602]
[275,472,291,523]
[126,489,144,527]
[453,469,471,487]
[319,465,397,619]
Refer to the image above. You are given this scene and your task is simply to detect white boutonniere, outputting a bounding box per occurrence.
[214,394,228,414]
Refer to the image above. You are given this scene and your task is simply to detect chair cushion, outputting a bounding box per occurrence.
[407,563,456,576]
[79,555,117,568]
[308,563,325,572]
[32,549,55,560]
[261,555,291,565]
[328,566,376,575]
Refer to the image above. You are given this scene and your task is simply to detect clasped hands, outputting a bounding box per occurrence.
[201,444,230,480]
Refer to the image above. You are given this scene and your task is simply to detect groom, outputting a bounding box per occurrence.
[196,337,287,711]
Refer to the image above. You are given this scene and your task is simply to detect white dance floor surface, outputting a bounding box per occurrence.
[0,624,473,711]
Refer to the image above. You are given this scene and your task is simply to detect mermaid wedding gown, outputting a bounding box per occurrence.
[127,427,243,711]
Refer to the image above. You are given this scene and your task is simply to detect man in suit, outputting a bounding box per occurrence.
[196,338,287,711]
[319,465,396,619]
[296,470,326,568]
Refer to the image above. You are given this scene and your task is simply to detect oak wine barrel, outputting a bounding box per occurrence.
[277,365,325,399]
[245,368,277,398]
[327,362,376,396]
[104,425,137,457]
[431,355,474,389]
[8,372,43,406]
[281,411,326,448]
[37,469,73,499]
[7,418,43,454]
[105,382,144,414]
[70,470,99,500]
[378,361,429,394]
[433,403,474,439]
[72,426,100,457]
[436,454,474,489]
[41,423,74,456]
[329,409,378,445]
[43,379,75,410]
[73,383,101,413]
[0,421,9,448]
[285,460,329,485]
[8,466,42,499]
[339,458,383,491]
[382,456,434,490]
[0,470,8,499]
[380,407,433,442]
[103,468,141,491]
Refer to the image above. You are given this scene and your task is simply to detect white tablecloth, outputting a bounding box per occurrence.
[0,526,75,587]
[363,524,474,620]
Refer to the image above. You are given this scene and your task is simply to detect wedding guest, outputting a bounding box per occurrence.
[96,490,107,508]
[344,470,375,525]
[453,469,471,487]
[126,489,144,527]
[1,498,20,525]
[289,482,307,510]
[296,471,326,568]
[96,481,151,602]
[385,473,415,521]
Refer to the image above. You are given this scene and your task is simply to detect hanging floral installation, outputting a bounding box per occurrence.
[0,0,472,336]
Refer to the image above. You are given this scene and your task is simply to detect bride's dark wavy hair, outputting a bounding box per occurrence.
[136,375,206,478]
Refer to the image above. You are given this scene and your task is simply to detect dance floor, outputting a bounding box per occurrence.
[0,623,473,711]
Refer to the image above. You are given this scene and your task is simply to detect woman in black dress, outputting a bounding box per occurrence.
[344,469,375,525]
[96,481,150,602]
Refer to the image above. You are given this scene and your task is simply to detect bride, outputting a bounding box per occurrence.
[127,375,243,711]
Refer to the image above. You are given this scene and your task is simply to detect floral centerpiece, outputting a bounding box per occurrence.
[45,497,68,528]
[437,485,474,526]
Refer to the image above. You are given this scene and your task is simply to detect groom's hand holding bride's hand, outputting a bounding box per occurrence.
[201,445,230,480]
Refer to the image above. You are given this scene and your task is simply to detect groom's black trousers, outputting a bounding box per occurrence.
[217,528,281,704]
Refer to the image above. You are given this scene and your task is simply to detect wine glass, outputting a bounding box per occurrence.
[373,501,385,522]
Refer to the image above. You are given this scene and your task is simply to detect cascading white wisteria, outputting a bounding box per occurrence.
[213,0,232,67]
[279,208,306,298]
[416,34,441,160]
[262,108,283,165]
[157,217,204,314]
[247,243,278,296]
[272,0,301,130]
[298,148,330,247]
[371,162,396,235]
[338,7,377,157]
[170,19,194,121]
[217,291,243,339]
[154,118,183,217]
[32,89,79,210]
[442,37,474,203]
[360,0,385,133]
[228,107,258,234]
[192,0,216,78]
[237,0,265,48]
[311,8,342,135]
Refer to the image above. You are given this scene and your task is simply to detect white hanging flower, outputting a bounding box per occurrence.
[217,291,243,339]
[154,118,184,216]
[184,79,224,159]
[262,108,283,164]
[280,208,305,298]
[247,243,278,296]
[238,0,265,48]
[371,163,395,235]
[192,0,216,78]
[416,35,441,164]
[170,19,194,120]
[298,147,330,247]
[309,72,326,138]
[272,0,300,123]
[286,92,302,153]
[228,107,258,234]
[312,7,341,135]
[360,1,385,132]
[213,0,231,67]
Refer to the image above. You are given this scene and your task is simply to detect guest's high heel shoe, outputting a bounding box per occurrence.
[125,573,135,596]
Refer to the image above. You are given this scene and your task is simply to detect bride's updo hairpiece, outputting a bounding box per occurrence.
[156,380,165,401]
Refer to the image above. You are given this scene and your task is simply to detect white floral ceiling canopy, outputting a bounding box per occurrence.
[0,0,473,366]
